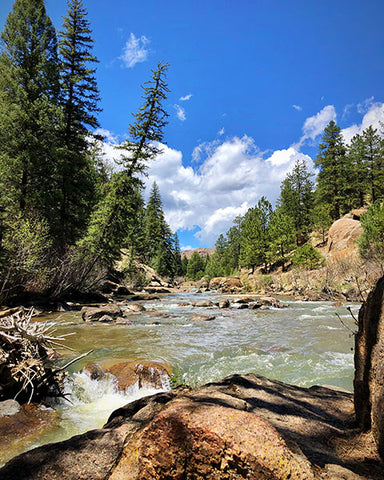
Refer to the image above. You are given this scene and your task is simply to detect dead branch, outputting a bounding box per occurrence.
[0,308,79,403]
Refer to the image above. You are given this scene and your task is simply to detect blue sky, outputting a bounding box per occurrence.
[1,0,384,250]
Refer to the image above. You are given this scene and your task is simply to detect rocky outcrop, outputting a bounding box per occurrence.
[2,373,383,479]
[354,275,384,458]
[327,212,363,258]
[209,276,242,292]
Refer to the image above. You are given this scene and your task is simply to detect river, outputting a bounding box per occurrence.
[2,291,359,465]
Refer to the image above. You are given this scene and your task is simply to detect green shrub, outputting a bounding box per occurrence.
[292,244,324,270]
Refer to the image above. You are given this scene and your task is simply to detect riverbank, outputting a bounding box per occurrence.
[1,373,383,480]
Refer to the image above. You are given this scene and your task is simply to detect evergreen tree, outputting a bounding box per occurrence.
[239,197,272,272]
[361,126,384,203]
[57,0,101,246]
[144,183,175,278]
[346,133,368,208]
[278,158,314,240]
[0,0,60,222]
[267,208,296,264]
[186,252,205,280]
[358,201,384,263]
[79,63,169,267]
[172,233,183,277]
[315,121,348,220]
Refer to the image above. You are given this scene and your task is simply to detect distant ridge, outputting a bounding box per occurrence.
[181,247,215,259]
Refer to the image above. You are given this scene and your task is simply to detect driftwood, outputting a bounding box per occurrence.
[0,308,83,403]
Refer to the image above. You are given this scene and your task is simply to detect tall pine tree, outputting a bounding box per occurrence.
[0,0,60,222]
[315,121,348,220]
[278,158,314,241]
[79,63,170,267]
[57,0,101,246]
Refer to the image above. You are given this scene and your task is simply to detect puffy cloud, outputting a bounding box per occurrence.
[143,137,314,244]
[292,104,302,111]
[342,101,384,143]
[218,127,225,136]
[174,104,186,121]
[119,33,149,68]
[179,93,193,101]
[297,105,337,146]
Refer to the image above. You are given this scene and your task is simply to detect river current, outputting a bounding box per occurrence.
[2,291,359,465]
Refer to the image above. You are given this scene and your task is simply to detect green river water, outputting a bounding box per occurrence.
[2,291,359,465]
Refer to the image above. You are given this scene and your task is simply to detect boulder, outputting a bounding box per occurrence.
[81,304,122,322]
[125,303,146,313]
[3,374,380,479]
[190,313,216,322]
[354,275,384,458]
[218,299,230,308]
[209,276,242,292]
[104,361,171,390]
[232,303,249,309]
[233,297,255,304]
[98,315,114,323]
[327,215,363,256]
[192,300,213,307]
[0,403,57,467]
[0,399,20,417]
[114,286,133,296]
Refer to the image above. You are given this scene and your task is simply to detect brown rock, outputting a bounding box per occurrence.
[2,374,383,479]
[190,313,216,322]
[354,275,384,458]
[81,304,122,322]
[192,299,213,307]
[218,299,230,308]
[209,276,242,292]
[125,303,146,313]
[104,361,171,390]
[0,403,57,466]
[109,398,315,480]
[85,364,106,381]
[327,215,363,255]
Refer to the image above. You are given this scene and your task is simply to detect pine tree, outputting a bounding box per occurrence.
[315,121,348,220]
[144,182,175,278]
[0,0,60,221]
[57,0,101,246]
[267,208,296,264]
[239,197,272,272]
[79,63,169,267]
[278,158,314,240]
[361,126,384,203]
[347,133,368,208]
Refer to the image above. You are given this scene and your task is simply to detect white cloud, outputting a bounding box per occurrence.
[143,137,314,244]
[357,96,375,114]
[181,245,193,252]
[292,104,302,111]
[298,105,337,146]
[174,104,186,121]
[342,101,384,143]
[179,94,193,102]
[218,127,225,136]
[119,33,149,68]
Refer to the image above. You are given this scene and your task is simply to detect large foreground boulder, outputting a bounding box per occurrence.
[354,275,384,458]
[2,373,382,479]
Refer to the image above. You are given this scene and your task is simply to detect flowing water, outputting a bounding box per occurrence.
[2,291,359,465]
